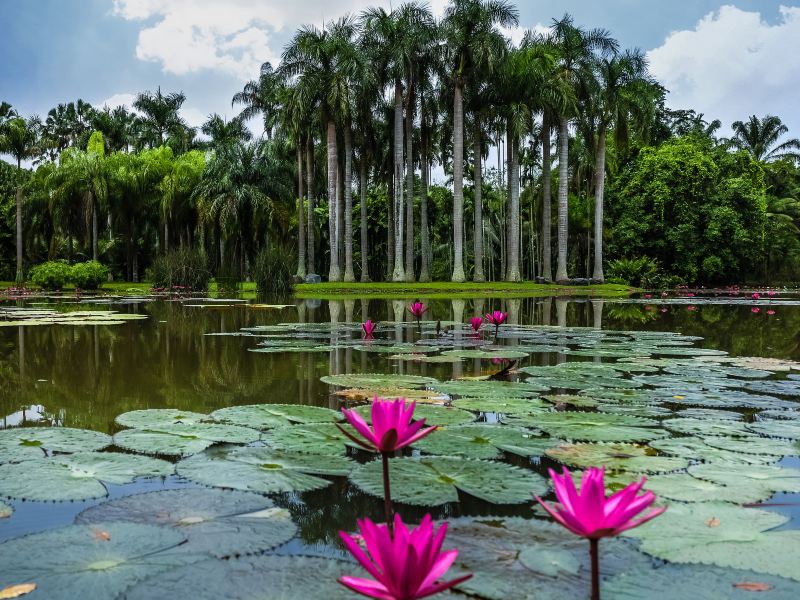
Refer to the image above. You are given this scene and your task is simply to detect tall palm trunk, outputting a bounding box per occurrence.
[15,181,23,283]
[592,126,606,282]
[91,191,98,261]
[326,119,341,281]
[506,124,521,281]
[404,84,415,282]
[387,171,394,279]
[541,116,553,281]
[555,116,570,283]
[296,141,307,279]
[473,123,485,282]
[419,99,431,282]
[451,81,466,282]
[392,80,405,282]
[306,136,315,274]
[343,124,355,282]
[359,158,370,282]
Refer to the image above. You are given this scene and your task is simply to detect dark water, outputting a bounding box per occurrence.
[1,293,799,550]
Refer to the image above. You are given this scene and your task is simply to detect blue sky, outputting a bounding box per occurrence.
[2,1,799,143]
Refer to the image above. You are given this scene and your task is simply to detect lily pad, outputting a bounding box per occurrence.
[208,404,340,430]
[77,488,296,558]
[441,349,529,359]
[413,424,554,460]
[662,418,750,437]
[0,522,189,600]
[597,404,673,418]
[688,463,800,495]
[264,423,356,455]
[701,435,797,456]
[123,555,354,600]
[747,420,800,440]
[0,452,173,501]
[451,397,550,414]
[333,387,448,403]
[435,380,548,398]
[649,437,776,465]
[675,408,743,420]
[320,373,438,388]
[0,427,111,461]
[350,456,547,506]
[546,443,689,473]
[645,472,771,504]
[177,447,352,494]
[505,412,664,443]
[542,395,599,408]
[351,403,475,427]
[115,409,208,429]
[113,422,259,457]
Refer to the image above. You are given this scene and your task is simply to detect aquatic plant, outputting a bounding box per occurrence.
[469,316,483,333]
[536,466,666,600]
[484,310,507,341]
[363,319,377,339]
[338,514,471,600]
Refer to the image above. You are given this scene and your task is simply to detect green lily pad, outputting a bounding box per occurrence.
[747,420,800,440]
[351,403,475,427]
[645,472,772,504]
[505,412,664,443]
[413,424,554,459]
[649,437,776,465]
[688,463,800,494]
[625,502,800,582]
[435,380,548,398]
[250,344,337,353]
[208,404,340,430]
[662,418,750,437]
[264,423,357,455]
[320,373,438,388]
[123,555,354,600]
[0,427,112,461]
[451,397,550,414]
[441,349,529,359]
[701,435,797,456]
[77,488,296,558]
[0,522,189,600]
[113,422,260,457]
[115,409,208,429]
[542,395,599,408]
[0,452,173,501]
[350,456,547,506]
[597,404,673,418]
[546,443,689,473]
[354,344,441,354]
[177,447,352,494]
[675,408,743,420]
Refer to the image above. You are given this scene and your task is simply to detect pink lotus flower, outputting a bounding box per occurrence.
[469,317,483,333]
[752,292,760,300]
[536,467,666,540]
[644,294,652,299]
[686,292,695,297]
[484,311,507,326]
[408,302,427,319]
[767,309,776,315]
[363,320,377,339]
[340,398,436,454]
[687,305,697,311]
[751,307,760,313]
[767,290,776,297]
[338,514,472,600]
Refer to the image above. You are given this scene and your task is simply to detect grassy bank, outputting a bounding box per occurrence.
[0,281,259,297]
[293,281,635,299]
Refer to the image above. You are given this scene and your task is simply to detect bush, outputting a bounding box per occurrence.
[70,261,108,290]
[147,247,211,292]
[29,261,72,290]
[253,245,294,297]
[607,257,660,287]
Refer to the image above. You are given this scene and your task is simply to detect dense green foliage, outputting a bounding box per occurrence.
[70,260,109,289]
[147,248,211,292]
[29,260,72,290]
[253,245,294,296]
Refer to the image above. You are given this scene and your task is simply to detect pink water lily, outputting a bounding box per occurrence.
[339,514,472,600]
[536,467,666,600]
[767,290,776,297]
[339,397,436,454]
[767,309,776,315]
[363,320,377,339]
[408,302,427,319]
[752,292,761,300]
[484,311,507,326]
[469,317,483,333]
[752,307,761,313]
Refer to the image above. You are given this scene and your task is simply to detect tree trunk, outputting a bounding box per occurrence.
[163,218,169,255]
[419,99,431,282]
[451,81,466,282]
[343,124,355,282]
[337,159,345,275]
[91,192,98,261]
[296,140,307,279]
[556,116,570,283]
[507,127,521,281]
[404,83,415,282]
[392,80,405,282]
[326,119,342,281]
[541,116,553,281]
[131,217,138,282]
[387,171,394,280]
[592,126,606,282]
[359,158,370,282]
[473,123,485,282]
[306,136,315,274]
[15,184,23,282]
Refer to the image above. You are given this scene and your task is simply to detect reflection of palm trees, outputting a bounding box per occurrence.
[591,300,604,329]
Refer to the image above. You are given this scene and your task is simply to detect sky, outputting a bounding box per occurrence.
[2,0,800,171]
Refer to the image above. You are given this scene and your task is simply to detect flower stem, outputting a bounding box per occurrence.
[589,538,600,600]
[494,324,499,344]
[381,452,393,529]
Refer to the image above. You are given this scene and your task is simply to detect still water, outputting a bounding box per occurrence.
[1,293,799,551]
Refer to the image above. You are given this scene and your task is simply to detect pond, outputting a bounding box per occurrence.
[0,291,799,599]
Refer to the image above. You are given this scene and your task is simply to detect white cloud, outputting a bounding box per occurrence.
[97,92,137,110]
[647,4,800,135]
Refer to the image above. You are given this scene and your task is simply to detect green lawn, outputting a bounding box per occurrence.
[293,281,635,299]
[0,281,259,297]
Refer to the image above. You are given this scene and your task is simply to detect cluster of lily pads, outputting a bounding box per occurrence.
[0,307,148,327]
[2,319,800,597]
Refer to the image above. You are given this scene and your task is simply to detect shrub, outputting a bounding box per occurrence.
[147,247,211,292]
[70,261,108,290]
[607,257,660,287]
[253,245,294,297]
[29,261,72,290]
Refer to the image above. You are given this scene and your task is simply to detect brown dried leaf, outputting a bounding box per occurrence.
[704,517,721,528]
[733,582,772,592]
[0,583,37,599]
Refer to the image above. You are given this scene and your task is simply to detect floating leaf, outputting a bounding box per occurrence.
[701,435,797,456]
[441,349,529,359]
[209,404,340,430]
[505,412,664,443]
[177,447,352,494]
[412,425,554,459]
[0,523,188,600]
[0,452,173,501]
[115,409,208,429]
[123,555,353,600]
[542,395,599,408]
[320,373,438,388]
[675,408,743,421]
[0,584,36,599]
[645,472,771,504]
[649,437,776,465]
[662,418,750,437]
[264,423,357,455]
[114,422,259,457]
[350,456,546,506]
[77,488,296,558]
[747,420,800,440]
[546,443,689,473]
[0,427,111,460]
[451,397,550,414]
[351,403,475,427]
[597,404,673,418]
[435,380,547,398]
[688,463,800,495]
[333,387,448,403]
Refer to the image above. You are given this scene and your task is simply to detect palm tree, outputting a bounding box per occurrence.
[442,0,519,282]
[589,49,655,281]
[159,150,205,253]
[1,116,39,281]
[549,14,618,282]
[201,114,252,148]
[729,115,800,163]
[232,62,282,140]
[133,87,187,147]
